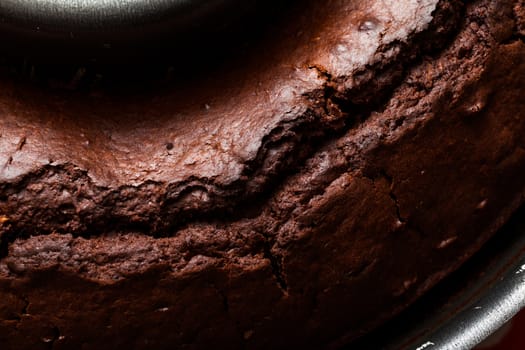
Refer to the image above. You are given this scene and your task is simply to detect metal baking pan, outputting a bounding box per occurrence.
[0,0,261,58]
[2,1,524,348]
[0,0,244,35]
[350,205,525,349]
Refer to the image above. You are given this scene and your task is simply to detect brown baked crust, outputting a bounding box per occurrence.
[0,0,524,349]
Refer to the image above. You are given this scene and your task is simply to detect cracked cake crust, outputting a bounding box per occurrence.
[0,0,524,349]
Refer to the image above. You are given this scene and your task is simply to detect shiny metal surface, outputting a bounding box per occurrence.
[406,234,525,350]
[0,0,250,47]
[0,0,231,28]
[2,2,523,347]
[351,206,525,350]
[0,0,260,58]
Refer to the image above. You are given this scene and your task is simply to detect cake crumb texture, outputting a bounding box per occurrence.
[0,0,524,349]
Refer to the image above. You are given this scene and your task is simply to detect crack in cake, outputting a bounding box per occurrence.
[0,0,524,348]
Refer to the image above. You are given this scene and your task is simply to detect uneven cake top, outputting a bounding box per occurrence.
[0,1,524,348]
[0,0,446,244]
[0,0,438,186]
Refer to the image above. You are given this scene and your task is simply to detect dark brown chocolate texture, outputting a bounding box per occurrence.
[1,0,524,349]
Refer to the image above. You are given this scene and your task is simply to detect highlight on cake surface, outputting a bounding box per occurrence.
[0,0,524,349]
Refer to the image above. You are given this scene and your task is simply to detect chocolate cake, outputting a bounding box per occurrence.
[0,0,524,348]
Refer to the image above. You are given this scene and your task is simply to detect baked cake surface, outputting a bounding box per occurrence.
[0,0,524,348]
